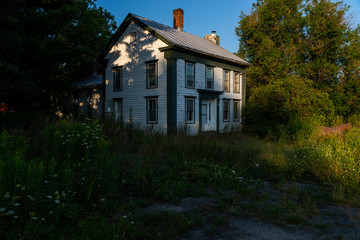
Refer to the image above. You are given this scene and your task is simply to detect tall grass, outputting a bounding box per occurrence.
[1,114,360,238]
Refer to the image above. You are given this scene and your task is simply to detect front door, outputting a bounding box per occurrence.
[201,99,217,131]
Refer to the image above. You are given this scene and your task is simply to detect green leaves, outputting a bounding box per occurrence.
[0,0,116,113]
[237,0,360,133]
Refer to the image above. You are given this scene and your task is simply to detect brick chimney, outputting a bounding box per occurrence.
[173,8,184,31]
[205,31,220,45]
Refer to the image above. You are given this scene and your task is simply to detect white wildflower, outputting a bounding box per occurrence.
[32,217,39,220]
[13,215,18,219]
[0,207,6,212]
[255,163,259,167]
[47,195,53,199]
[131,221,134,224]
[101,198,105,202]
[54,199,60,204]
[14,203,20,207]
[123,215,127,218]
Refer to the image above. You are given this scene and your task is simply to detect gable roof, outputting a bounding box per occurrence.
[99,13,249,67]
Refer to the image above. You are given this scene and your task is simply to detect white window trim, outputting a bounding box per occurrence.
[185,62,195,89]
[146,61,158,89]
[185,97,195,124]
[146,97,158,124]
[223,99,230,122]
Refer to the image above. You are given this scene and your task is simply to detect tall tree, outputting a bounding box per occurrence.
[303,0,349,90]
[236,0,359,134]
[0,0,116,113]
[236,0,305,87]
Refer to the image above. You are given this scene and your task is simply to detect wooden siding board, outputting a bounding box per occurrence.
[105,22,168,132]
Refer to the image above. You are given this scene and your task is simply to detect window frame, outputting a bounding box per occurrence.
[234,72,241,93]
[223,99,230,122]
[112,66,123,91]
[146,97,158,124]
[113,98,123,123]
[185,97,195,124]
[233,100,240,121]
[223,70,230,92]
[185,62,195,89]
[205,66,214,90]
[130,31,137,43]
[146,61,158,89]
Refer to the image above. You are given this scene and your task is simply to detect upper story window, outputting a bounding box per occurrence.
[113,67,123,91]
[146,97,158,124]
[233,100,240,121]
[185,97,195,123]
[223,70,230,92]
[223,99,230,122]
[234,72,241,93]
[130,31,137,43]
[186,62,195,88]
[146,61,158,88]
[205,66,214,90]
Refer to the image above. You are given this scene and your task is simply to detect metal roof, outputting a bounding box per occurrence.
[131,14,249,66]
[74,75,102,88]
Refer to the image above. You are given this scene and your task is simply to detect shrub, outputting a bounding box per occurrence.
[244,76,334,137]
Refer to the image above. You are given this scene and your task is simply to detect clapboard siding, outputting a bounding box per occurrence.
[176,59,244,134]
[176,59,199,135]
[219,71,243,132]
[104,22,168,132]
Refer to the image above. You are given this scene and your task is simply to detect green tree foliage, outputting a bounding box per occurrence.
[236,0,305,87]
[0,0,116,113]
[236,0,360,135]
[245,76,334,136]
[303,0,349,89]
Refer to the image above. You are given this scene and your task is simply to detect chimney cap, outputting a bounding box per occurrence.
[211,31,217,34]
[173,8,184,13]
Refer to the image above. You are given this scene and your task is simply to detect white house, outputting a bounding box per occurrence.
[99,9,249,134]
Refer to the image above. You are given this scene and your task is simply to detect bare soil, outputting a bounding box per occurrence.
[143,182,360,240]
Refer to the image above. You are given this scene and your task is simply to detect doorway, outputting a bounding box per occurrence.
[201,99,217,131]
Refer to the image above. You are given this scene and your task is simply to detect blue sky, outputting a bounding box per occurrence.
[97,0,360,54]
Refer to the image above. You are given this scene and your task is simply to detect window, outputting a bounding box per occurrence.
[205,66,214,90]
[113,67,123,91]
[114,99,123,122]
[130,31,137,43]
[234,72,240,93]
[223,70,230,92]
[185,97,195,123]
[233,100,240,121]
[146,97,158,123]
[223,99,230,122]
[146,61,158,88]
[186,62,195,88]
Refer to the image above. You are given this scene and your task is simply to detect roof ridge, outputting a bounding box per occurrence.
[131,14,249,66]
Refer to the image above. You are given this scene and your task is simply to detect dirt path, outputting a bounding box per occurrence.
[143,182,360,240]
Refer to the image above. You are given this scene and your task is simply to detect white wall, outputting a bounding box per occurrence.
[104,22,168,132]
[176,59,243,134]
